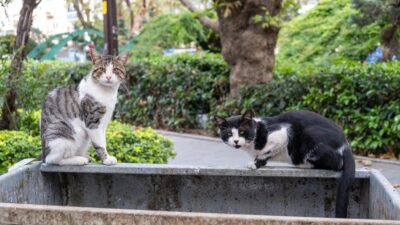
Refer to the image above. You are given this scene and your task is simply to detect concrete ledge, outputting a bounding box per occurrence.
[0,203,399,225]
[8,158,36,172]
[40,162,371,178]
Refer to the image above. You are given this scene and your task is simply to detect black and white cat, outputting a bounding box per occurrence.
[214,109,355,218]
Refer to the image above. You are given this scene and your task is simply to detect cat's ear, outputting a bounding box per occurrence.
[117,52,129,65]
[214,115,228,128]
[89,48,101,62]
[242,108,255,121]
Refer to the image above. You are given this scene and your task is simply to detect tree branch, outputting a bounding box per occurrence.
[71,0,91,29]
[178,0,220,33]
[124,0,134,36]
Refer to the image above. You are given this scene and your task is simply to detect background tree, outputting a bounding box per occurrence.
[122,0,136,36]
[66,0,102,29]
[351,0,400,61]
[0,0,41,129]
[179,0,298,97]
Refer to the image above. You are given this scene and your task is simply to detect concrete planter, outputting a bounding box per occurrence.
[0,161,399,224]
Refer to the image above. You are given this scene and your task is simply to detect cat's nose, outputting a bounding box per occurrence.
[234,140,239,144]
[106,76,112,80]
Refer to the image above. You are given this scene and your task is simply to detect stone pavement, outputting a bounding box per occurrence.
[160,130,400,194]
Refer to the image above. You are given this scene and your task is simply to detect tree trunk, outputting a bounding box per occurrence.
[216,0,282,97]
[0,0,39,129]
[179,0,282,98]
[148,0,157,18]
[123,0,135,37]
[131,0,146,36]
[381,25,399,62]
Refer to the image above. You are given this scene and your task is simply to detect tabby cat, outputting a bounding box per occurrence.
[214,109,355,218]
[40,49,128,166]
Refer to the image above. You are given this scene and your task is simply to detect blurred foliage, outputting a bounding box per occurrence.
[350,0,400,60]
[351,0,400,27]
[252,0,300,29]
[129,12,220,58]
[277,0,383,64]
[0,35,37,56]
[0,130,41,174]
[16,109,41,136]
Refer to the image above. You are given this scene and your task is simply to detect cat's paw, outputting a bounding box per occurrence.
[81,157,90,165]
[247,161,257,170]
[103,156,117,165]
[58,156,89,166]
[84,155,92,163]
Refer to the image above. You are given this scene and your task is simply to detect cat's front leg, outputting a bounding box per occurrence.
[255,158,269,169]
[247,158,269,169]
[247,160,258,170]
[88,128,117,165]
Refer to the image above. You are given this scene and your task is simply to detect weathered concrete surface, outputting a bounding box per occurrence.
[3,162,400,219]
[0,203,399,225]
[26,163,366,218]
[0,162,62,205]
[1,162,400,223]
[369,171,400,220]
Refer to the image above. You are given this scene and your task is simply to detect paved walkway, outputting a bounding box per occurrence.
[160,131,400,194]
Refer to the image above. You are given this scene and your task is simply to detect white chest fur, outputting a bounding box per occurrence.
[78,76,119,125]
[242,124,293,164]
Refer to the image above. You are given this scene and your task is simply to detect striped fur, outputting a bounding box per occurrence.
[41,49,128,166]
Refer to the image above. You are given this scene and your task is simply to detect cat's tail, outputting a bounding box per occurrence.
[335,145,355,218]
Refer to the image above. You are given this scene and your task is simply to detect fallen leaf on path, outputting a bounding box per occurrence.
[360,159,373,166]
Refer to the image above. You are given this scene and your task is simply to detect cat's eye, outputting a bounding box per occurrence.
[239,130,245,135]
[94,68,105,75]
[227,132,232,136]
[113,68,125,79]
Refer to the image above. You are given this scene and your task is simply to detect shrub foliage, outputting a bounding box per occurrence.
[0,111,175,174]
[1,53,399,156]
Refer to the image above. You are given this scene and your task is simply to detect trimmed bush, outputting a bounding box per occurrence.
[1,54,400,156]
[0,130,41,174]
[90,121,175,163]
[226,61,400,156]
[1,119,175,174]
[116,53,229,130]
[1,53,228,131]
[16,60,90,110]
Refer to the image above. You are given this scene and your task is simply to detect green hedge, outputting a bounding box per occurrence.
[117,53,229,130]
[0,53,228,131]
[0,113,175,174]
[1,54,400,156]
[0,130,41,174]
[91,121,175,164]
[226,61,400,155]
